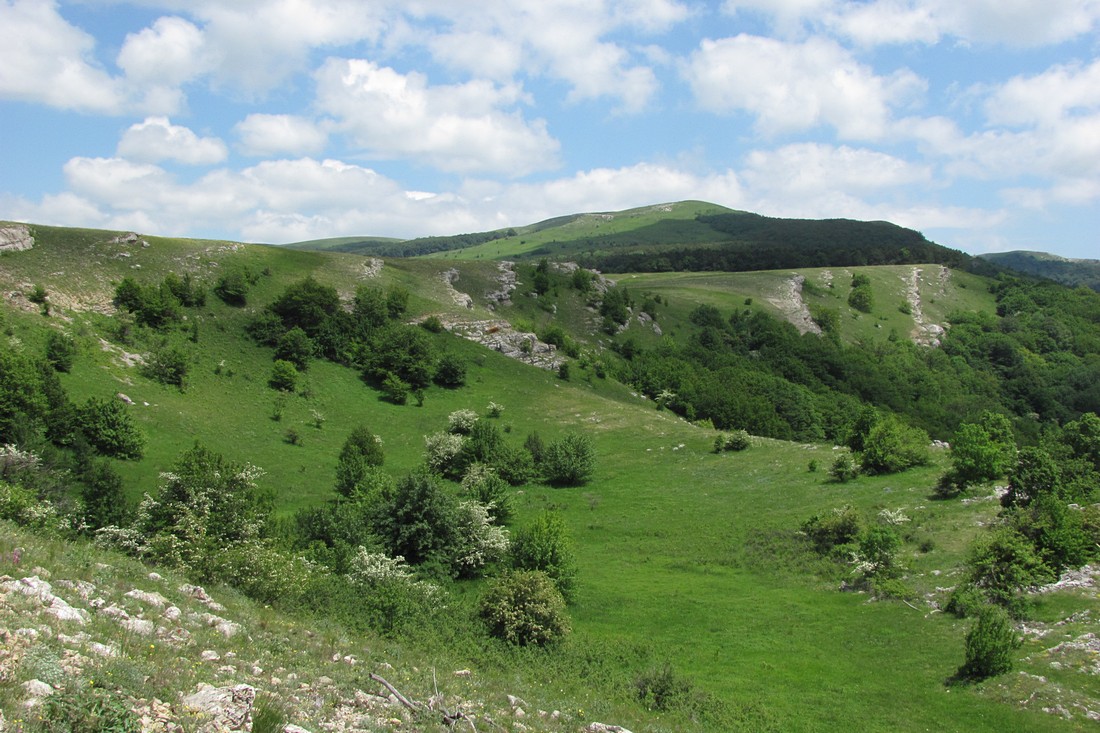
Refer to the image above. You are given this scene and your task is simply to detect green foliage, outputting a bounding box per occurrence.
[479,570,571,646]
[848,283,874,313]
[947,412,1017,490]
[268,360,298,392]
[45,331,76,372]
[376,469,459,569]
[510,511,577,602]
[827,453,860,483]
[635,663,693,713]
[80,460,130,529]
[541,432,595,487]
[859,415,929,475]
[434,352,466,387]
[274,326,316,371]
[0,349,47,443]
[1002,446,1061,508]
[801,506,863,555]
[419,315,445,333]
[113,276,183,329]
[38,683,142,733]
[162,271,206,307]
[214,265,257,306]
[960,526,1053,611]
[380,371,410,404]
[959,605,1021,680]
[365,325,436,391]
[77,397,145,460]
[142,342,189,388]
[269,277,341,336]
[461,464,513,524]
[385,286,409,320]
[334,425,385,499]
[557,361,570,381]
[722,430,751,451]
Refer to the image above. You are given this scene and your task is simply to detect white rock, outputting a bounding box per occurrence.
[120,618,155,636]
[163,605,182,621]
[182,683,256,731]
[126,588,168,607]
[22,679,54,698]
[202,650,221,661]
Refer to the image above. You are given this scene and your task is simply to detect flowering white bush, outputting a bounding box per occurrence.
[486,401,504,418]
[346,547,440,600]
[424,431,466,473]
[0,444,40,478]
[878,508,911,525]
[448,409,479,434]
[453,500,510,577]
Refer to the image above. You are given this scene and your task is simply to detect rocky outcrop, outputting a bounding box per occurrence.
[485,261,518,309]
[444,319,562,370]
[182,683,256,731]
[767,275,821,335]
[0,225,33,252]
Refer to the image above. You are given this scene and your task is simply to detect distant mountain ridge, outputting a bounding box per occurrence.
[287,200,992,275]
[980,250,1100,292]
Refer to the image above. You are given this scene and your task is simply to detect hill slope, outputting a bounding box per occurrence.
[981,250,1100,292]
[0,222,1098,731]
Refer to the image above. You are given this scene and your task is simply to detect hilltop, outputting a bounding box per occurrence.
[980,251,1100,292]
[1,219,1099,731]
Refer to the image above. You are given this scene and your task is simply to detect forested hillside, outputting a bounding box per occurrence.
[1,219,1099,731]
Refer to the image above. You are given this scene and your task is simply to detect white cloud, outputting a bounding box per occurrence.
[723,0,1100,47]
[117,16,206,86]
[315,58,560,176]
[235,114,328,156]
[0,0,126,113]
[117,117,228,165]
[684,35,924,139]
[984,60,1100,127]
[741,143,931,196]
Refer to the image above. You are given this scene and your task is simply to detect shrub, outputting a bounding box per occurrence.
[39,683,141,733]
[850,525,901,583]
[801,505,864,556]
[81,460,130,530]
[434,352,466,387]
[493,443,535,486]
[462,464,513,524]
[848,283,873,313]
[963,526,1053,610]
[958,605,1021,680]
[453,500,510,577]
[486,401,504,418]
[479,570,570,646]
[828,453,860,483]
[542,432,595,487]
[860,415,929,475]
[335,425,385,498]
[424,431,466,476]
[274,326,316,371]
[448,409,479,434]
[214,266,255,306]
[723,430,751,451]
[143,342,189,388]
[375,469,460,568]
[77,397,145,460]
[45,331,76,372]
[420,315,445,333]
[635,663,693,712]
[948,412,1017,489]
[380,371,410,404]
[269,360,298,392]
[510,511,578,602]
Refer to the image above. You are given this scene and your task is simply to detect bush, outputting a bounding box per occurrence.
[542,432,595,487]
[424,431,466,476]
[448,409,479,434]
[635,663,693,712]
[723,430,751,451]
[335,425,385,498]
[269,360,298,392]
[376,469,460,569]
[948,412,1017,488]
[381,371,410,404]
[801,505,863,555]
[963,526,1053,610]
[39,683,142,733]
[45,331,76,372]
[143,342,189,388]
[860,415,929,475]
[510,511,577,602]
[214,266,255,306]
[77,397,145,460]
[462,464,513,524]
[958,605,1020,680]
[828,453,860,483]
[274,326,316,371]
[479,570,570,646]
[434,352,466,387]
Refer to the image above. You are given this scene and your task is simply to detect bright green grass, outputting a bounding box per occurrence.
[0,228,1092,731]
[428,201,735,261]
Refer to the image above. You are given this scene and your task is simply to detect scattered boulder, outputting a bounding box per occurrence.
[183,683,256,731]
[0,225,33,252]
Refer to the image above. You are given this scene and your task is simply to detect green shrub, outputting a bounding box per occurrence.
[434,352,466,387]
[376,469,460,568]
[274,326,316,371]
[542,432,595,487]
[39,683,141,733]
[77,397,145,460]
[143,343,189,388]
[479,570,570,646]
[381,371,410,405]
[420,315,445,333]
[963,526,1053,610]
[860,415,929,475]
[462,464,513,524]
[634,663,693,712]
[801,505,864,556]
[723,430,751,451]
[958,605,1021,680]
[510,511,577,602]
[269,360,298,392]
[45,331,76,372]
[828,453,860,483]
[334,425,386,498]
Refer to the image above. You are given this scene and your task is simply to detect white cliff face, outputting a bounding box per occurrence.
[0,225,33,253]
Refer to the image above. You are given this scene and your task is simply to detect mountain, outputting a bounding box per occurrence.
[981,250,1100,292]
[0,219,1098,731]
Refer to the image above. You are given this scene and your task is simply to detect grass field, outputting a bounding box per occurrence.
[0,224,1095,731]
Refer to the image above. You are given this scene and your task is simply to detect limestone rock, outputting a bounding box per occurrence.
[182,683,256,731]
[0,225,33,252]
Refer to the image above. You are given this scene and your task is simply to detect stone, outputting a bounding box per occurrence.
[22,679,54,699]
[202,650,221,661]
[182,683,256,731]
[120,617,155,636]
[125,588,168,607]
[586,724,633,733]
[0,225,33,252]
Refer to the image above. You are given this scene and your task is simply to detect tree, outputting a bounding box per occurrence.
[274,327,316,371]
[143,343,188,388]
[80,460,130,529]
[859,415,929,474]
[542,432,595,486]
[848,284,873,313]
[214,266,254,306]
[375,469,459,570]
[510,511,577,601]
[45,331,76,373]
[958,605,1020,680]
[948,412,1017,489]
[385,286,409,320]
[334,425,385,498]
[1002,447,1061,508]
[76,397,145,460]
[479,570,570,646]
[269,277,340,335]
[434,352,466,388]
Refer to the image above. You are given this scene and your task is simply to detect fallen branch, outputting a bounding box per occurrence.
[370,672,421,713]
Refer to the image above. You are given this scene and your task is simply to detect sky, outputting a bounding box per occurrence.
[0,1,1098,259]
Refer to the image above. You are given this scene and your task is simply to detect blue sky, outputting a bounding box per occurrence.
[1,0,1097,259]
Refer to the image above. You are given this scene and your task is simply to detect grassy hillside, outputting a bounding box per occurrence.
[1,222,1097,731]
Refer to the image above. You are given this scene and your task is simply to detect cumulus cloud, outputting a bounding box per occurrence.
[984,60,1100,127]
[315,58,560,176]
[117,117,228,165]
[684,35,924,139]
[741,143,931,196]
[0,0,126,113]
[724,0,1100,47]
[235,114,328,156]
